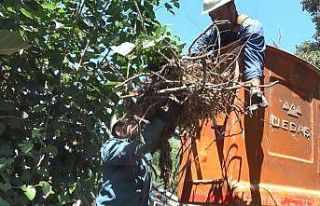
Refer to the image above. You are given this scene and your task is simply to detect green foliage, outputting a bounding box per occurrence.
[152,138,180,193]
[0,0,182,205]
[296,41,320,68]
[297,0,320,69]
[301,0,320,39]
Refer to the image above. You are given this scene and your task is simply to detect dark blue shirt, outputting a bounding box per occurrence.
[96,118,166,206]
[192,17,266,80]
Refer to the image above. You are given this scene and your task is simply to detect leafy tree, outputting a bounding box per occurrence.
[301,0,320,39]
[296,41,320,68]
[0,0,181,205]
[296,0,320,68]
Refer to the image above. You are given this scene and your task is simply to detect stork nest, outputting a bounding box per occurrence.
[120,43,249,125]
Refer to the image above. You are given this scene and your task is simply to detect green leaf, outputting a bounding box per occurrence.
[41,3,56,10]
[0,30,28,55]
[115,21,123,29]
[61,73,72,84]
[173,1,180,8]
[0,158,14,172]
[105,81,121,86]
[0,197,10,206]
[21,185,36,201]
[68,183,77,194]
[0,182,11,192]
[44,145,58,156]
[142,40,156,49]
[32,127,42,138]
[39,181,54,198]
[21,170,32,182]
[164,3,174,13]
[19,141,34,154]
[19,8,33,19]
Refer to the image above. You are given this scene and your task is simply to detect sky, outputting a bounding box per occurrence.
[156,0,316,54]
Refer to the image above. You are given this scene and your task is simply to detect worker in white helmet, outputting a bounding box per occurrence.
[192,0,268,111]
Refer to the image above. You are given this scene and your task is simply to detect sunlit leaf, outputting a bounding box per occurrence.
[19,8,33,19]
[106,82,120,87]
[0,30,28,55]
[19,141,34,154]
[68,183,77,194]
[21,185,36,201]
[39,181,54,198]
[111,42,135,56]
[142,40,156,49]
[41,3,56,10]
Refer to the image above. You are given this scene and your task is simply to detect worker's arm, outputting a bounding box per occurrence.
[191,28,217,55]
[101,117,166,166]
[240,18,266,81]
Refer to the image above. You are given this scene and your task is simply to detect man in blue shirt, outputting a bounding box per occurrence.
[96,104,180,206]
[193,0,268,111]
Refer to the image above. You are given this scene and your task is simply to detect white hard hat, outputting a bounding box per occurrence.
[202,0,233,14]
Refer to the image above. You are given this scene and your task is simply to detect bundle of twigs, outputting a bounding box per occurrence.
[120,39,246,123]
[113,37,248,183]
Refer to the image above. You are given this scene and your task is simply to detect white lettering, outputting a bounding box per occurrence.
[289,122,297,132]
[270,114,311,139]
[282,120,289,130]
[304,128,311,138]
[270,114,280,128]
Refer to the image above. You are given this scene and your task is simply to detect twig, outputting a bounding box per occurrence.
[0,116,24,120]
[101,62,126,80]
[120,92,140,99]
[226,80,279,90]
[158,51,171,63]
[115,73,150,89]
[150,71,181,83]
[78,39,90,69]
[133,0,147,33]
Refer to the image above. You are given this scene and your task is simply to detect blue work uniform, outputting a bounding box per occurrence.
[96,118,166,206]
[192,17,266,80]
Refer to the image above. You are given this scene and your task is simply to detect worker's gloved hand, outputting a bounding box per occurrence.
[141,102,182,153]
[155,101,183,123]
[249,88,268,111]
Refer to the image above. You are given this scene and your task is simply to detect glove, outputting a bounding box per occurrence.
[248,88,268,111]
[155,101,183,123]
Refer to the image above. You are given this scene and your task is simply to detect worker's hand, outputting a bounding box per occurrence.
[155,101,183,123]
[248,88,268,111]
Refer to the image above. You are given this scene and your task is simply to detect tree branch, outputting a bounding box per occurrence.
[133,0,147,33]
